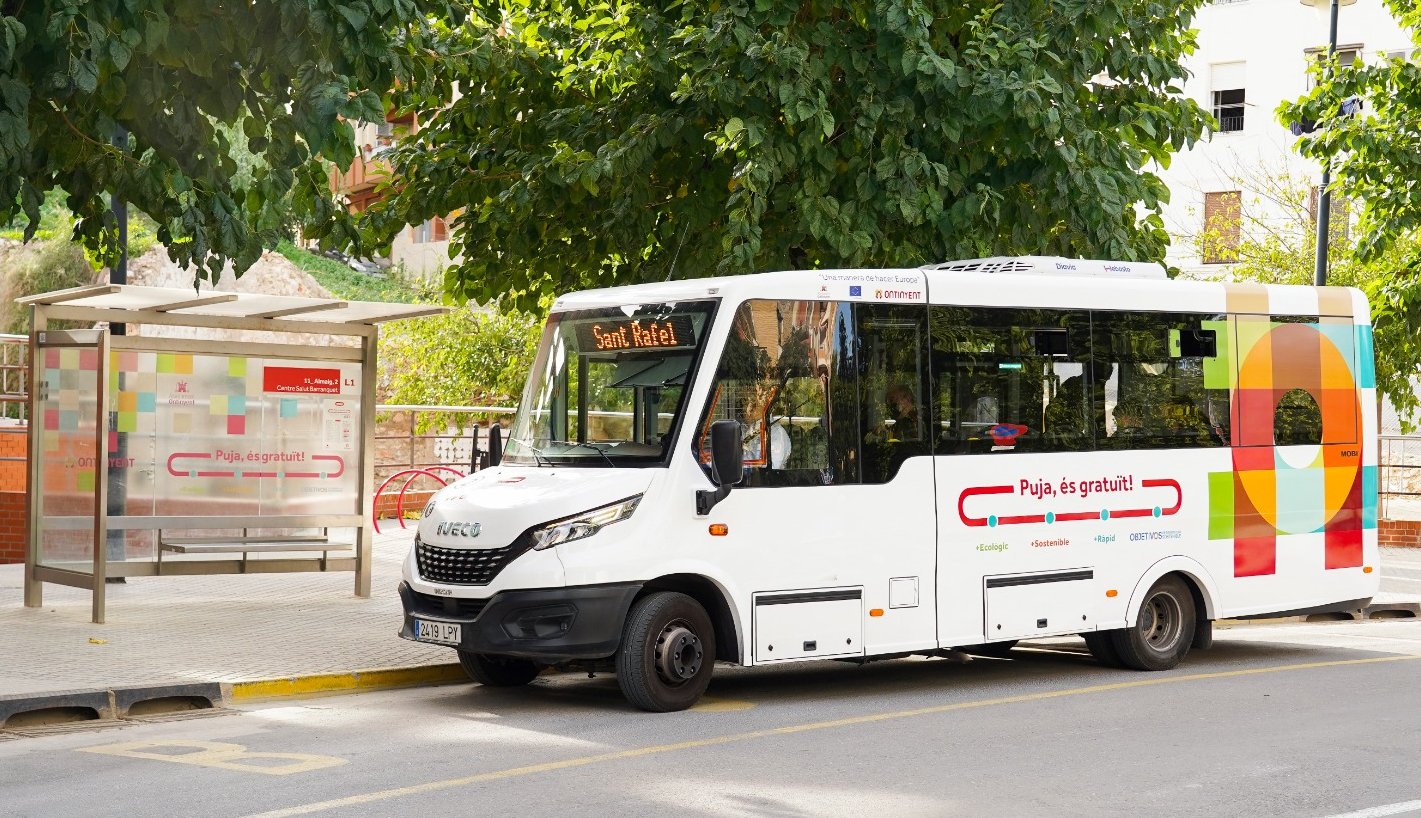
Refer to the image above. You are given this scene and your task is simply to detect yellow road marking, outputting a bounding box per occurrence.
[80,741,346,776]
[227,654,1421,818]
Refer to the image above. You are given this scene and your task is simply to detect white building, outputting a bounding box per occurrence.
[1160,0,1414,276]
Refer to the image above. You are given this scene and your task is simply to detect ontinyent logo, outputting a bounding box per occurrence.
[176,381,188,393]
[436,521,482,538]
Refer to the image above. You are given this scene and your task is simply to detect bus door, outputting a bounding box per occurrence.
[695,299,939,662]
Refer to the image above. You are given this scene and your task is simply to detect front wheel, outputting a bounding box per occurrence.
[616,592,716,712]
[458,651,541,687]
[1109,576,1196,671]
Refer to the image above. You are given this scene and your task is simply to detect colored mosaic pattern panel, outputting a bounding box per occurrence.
[1208,303,1372,576]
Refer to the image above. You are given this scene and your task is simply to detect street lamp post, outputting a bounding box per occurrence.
[1300,0,1356,286]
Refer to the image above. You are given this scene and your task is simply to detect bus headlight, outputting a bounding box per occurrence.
[531,495,642,551]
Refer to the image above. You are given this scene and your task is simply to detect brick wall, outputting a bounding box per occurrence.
[0,491,26,563]
[1379,519,1421,548]
[0,426,25,493]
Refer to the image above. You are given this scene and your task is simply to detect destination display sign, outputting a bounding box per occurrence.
[575,316,696,352]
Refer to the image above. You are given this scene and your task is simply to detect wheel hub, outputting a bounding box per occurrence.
[1144,593,1181,649]
[654,623,703,684]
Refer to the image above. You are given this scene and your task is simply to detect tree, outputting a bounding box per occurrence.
[1280,3,1421,427]
[363,0,1213,309]
[379,300,542,431]
[1281,0,1421,265]
[1176,155,1421,429]
[0,0,451,281]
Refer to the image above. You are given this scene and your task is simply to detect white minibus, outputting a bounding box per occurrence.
[400,257,1379,711]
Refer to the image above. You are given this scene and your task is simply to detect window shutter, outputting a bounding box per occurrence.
[1210,62,1246,90]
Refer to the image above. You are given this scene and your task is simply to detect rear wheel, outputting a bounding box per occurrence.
[958,640,1018,658]
[1082,631,1127,668]
[616,592,716,712]
[1109,576,1196,671]
[458,651,541,687]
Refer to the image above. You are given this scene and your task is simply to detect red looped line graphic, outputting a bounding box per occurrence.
[958,478,1182,527]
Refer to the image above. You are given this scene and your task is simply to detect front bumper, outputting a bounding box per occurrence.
[398,581,642,660]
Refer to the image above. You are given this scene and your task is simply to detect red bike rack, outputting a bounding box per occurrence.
[372,466,468,534]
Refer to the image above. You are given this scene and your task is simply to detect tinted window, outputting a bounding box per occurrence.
[929,307,1093,454]
[1093,312,1231,449]
[857,304,930,484]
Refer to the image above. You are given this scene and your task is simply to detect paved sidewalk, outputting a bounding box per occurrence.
[0,526,452,698]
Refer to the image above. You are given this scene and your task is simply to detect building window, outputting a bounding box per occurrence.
[1386,48,1416,62]
[1202,191,1242,264]
[1305,45,1360,88]
[411,216,449,244]
[1210,62,1246,133]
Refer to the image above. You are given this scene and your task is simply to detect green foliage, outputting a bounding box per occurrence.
[274,240,420,304]
[1182,160,1421,430]
[0,234,98,334]
[1280,0,1421,263]
[1279,10,1421,430]
[379,302,544,431]
[363,0,1212,309]
[0,0,455,284]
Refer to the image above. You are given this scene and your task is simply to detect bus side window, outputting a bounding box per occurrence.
[929,306,1091,454]
[1093,312,1230,450]
[857,304,929,484]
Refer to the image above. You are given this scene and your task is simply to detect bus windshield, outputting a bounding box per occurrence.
[503,300,716,466]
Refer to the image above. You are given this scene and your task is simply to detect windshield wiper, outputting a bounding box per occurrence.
[556,441,618,468]
[509,438,554,467]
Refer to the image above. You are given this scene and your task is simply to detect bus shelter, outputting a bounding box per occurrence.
[19,284,446,622]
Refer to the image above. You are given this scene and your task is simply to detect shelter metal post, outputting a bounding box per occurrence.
[356,327,377,598]
[92,330,111,623]
[23,307,44,608]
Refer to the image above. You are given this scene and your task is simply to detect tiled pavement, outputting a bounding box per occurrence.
[0,526,450,697]
[0,530,1417,700]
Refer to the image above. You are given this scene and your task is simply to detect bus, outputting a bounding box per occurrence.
[399,257,1379,712]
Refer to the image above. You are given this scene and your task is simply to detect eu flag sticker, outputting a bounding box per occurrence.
[849,285,862,296]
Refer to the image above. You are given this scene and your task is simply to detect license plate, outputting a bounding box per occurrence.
[414,619,461,645]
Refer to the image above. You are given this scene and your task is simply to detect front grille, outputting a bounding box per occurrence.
[407,588,490,619]
[416,537,532,586]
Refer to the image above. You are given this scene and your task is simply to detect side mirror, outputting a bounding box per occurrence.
[708,420,743,486]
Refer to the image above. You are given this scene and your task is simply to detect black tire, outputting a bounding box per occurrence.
[1082,630,1127,668]
[458,651,541,687]
[1109,576,1196,671]
[616,591,716,712]
[958,640,1018,658]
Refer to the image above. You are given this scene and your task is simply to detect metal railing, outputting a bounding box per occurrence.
[1380,435,1421,520]
[374,404,516,476]
[0,334,28,424]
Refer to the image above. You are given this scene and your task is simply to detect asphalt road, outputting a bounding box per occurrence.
[4,620,1421,818]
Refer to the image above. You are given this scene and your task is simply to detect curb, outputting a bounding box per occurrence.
[1219,600,1421,626]
[227,663,469,702]
[1,681,223,726]
[1,665,469,729]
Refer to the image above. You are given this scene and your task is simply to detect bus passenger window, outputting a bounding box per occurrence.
[858,305,930,483]
[1093,313,1229,450]
[929,306,1091,455]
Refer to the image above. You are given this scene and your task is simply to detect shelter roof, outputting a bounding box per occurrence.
[18,284,447,334]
